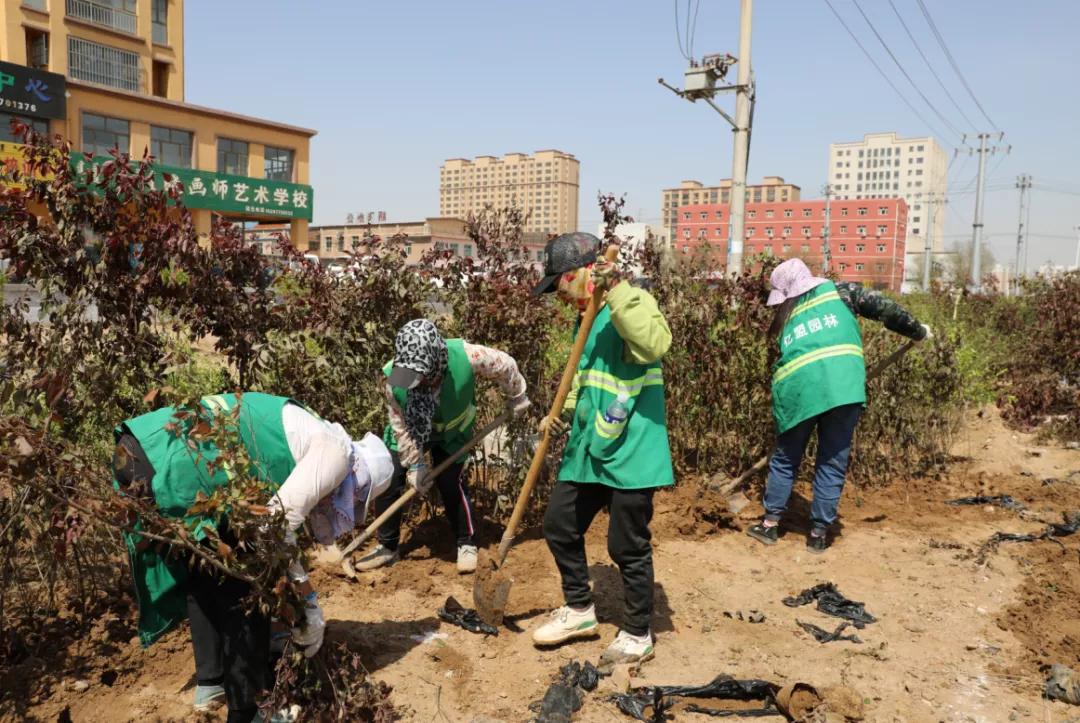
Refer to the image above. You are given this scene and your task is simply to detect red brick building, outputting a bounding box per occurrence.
[674,198,909,291]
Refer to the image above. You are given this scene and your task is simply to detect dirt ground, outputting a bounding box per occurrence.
[7,407,1080,722]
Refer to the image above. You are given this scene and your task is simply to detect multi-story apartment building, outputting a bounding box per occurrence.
[0,0,315,243]
[828,133,947,284]
[439,150,579,236]
[661,177,801,243]
[675,198,908,291]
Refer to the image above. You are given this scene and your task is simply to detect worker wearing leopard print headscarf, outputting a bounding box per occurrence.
[353,319,532,574]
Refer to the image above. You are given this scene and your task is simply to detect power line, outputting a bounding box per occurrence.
[887,0,978,132]
[1032,185,1080,198]
[821,0,951,141]
[850,0,963,139]
[915,0,998,129]
[688,0,702,59]
[669,0,686,59]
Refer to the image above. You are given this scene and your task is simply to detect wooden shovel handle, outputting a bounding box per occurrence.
[714,339,918,497]
[494,244,621,564]
[339,409,513,559]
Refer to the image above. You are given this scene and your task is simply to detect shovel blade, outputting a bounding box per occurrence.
[473,548,512,627]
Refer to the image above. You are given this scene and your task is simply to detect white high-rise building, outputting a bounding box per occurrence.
[828,133,947,285]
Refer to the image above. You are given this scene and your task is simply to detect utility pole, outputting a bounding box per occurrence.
[727,0,753,276]
[821,183,833,272]
[658,1,754,276]
[922,192,939,291]
[1075,225,1080,271]
[1014,174,1032,292]
[966,132,1008,292]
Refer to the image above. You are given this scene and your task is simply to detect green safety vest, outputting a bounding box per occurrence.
[771,282,866,435]
[383,338,476,456]
[558,306,674,489]
[115,392,297,646]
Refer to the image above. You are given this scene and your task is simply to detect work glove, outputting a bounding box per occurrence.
[408,463,434,496]
[592,258,622,291]
[918,323,933,341]
[290,591,325,659]
[539,414,570,439]
[506,394,531,418]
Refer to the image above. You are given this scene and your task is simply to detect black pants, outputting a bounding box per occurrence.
[189,566,270,723]
[375,448,475,551]
[116,434,269,723]
[542,481,656,637]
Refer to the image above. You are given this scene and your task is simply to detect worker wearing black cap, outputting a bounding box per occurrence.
[353,319,531,574]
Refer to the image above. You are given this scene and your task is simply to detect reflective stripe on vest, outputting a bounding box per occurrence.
[578,369,664,398]
[593,411,627,440]
[790,289,841,320]
[433,403,476,433]
[773,343,864,384]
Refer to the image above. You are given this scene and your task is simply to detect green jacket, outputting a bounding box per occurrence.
[558,282,675,489]
[382,338,477,455]
[116,392,296,646]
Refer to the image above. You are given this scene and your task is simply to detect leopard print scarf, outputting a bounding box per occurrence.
[393,319,449,450]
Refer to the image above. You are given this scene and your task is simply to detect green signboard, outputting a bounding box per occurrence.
[70,153,314,221]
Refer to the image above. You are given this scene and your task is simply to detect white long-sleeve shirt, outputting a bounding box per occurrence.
[388,342,527,466]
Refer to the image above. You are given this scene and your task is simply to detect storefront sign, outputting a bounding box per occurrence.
[0,61,66,120]
[71,153,314,221]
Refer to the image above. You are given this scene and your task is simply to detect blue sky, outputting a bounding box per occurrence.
[186,0,1080,267]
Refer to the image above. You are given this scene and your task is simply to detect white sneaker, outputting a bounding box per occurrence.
[600,629,655,666]
[352,544,399,571]
[192,684,225,712]
[456,544,478,574]
[532,605,600,646]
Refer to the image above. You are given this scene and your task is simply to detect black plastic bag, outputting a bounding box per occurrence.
[557,660,600,693]
[531,660,603,722]
[796,619,862,644]
[611,675,781,721]
[437,596,498,636]
[782,582,877,629]
[947,495,1026,512]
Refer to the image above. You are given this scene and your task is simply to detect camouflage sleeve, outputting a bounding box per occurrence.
[835,282,927,340]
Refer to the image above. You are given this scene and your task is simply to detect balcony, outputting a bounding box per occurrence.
[66,0,136,35]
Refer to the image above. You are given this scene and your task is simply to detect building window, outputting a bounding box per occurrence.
[782,244,791,253]
[0,112,48,142]
[877,243,887,252]
[877,226,888,235]
[68,36,140,91]
[698,229,706,239]
[765,210,774,218]
[149,125,192,168]
[81,112,129,155]
[838,243,847,252]
[783,209,792,217]
[26,27,49,70]
[765,227,774,238]
[801,243,810,253]
[782,226,791,237]
[802,227,811,237]
[323,236,333,252]
[857,207,868,216]
[913,227,920,235]
[856,243,866,252]
[715,210,723,220]
[748,210,756,219]
[217,138,249,175]
[264,146,294,181]
[152,0,169,44]
[878,206,888,215]
[683,229,690,239]
[699,211,707,220]
[840,208,849,217]
[839,262,847,271]
[856,263,865,271]
[683,212,690,220]
[856,229,866,239]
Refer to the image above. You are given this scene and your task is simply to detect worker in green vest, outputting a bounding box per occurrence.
[528,232,674,668]
[747,258,931,553]
[113,392,394,723]
[351,319,531,574]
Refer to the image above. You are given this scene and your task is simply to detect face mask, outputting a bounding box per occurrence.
[556,266,594,312]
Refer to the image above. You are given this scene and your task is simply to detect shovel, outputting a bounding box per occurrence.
[473,244,621,627]
[336,409,512,578]
[711,339,917,514]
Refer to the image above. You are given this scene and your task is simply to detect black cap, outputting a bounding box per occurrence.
[531,232,601,296]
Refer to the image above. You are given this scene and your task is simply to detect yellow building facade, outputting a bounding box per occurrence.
[0,0,315,242]
[440,150,579,235]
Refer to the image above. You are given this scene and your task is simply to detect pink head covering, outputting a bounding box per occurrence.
[766,258,829,306]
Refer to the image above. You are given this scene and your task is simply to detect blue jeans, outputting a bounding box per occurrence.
[763,403,862,532]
